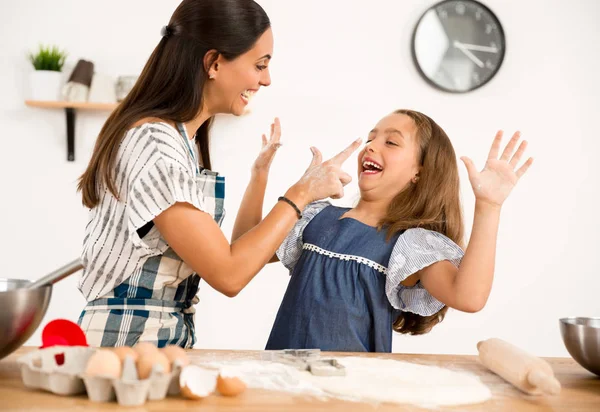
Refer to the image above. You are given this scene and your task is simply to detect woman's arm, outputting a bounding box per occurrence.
[415,130,534,312]
[155,139,360,297]
[231,172,269,242]
[232,118,281,242]
[155,187,303,297]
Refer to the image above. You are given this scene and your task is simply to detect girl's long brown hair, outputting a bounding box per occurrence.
[78,0,271,208]
[381,110,464,335]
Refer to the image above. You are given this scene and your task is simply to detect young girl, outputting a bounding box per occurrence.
[264,109,533,352]
[76,0,360,348]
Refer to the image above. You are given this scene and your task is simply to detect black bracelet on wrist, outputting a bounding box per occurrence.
[278,196,302,220]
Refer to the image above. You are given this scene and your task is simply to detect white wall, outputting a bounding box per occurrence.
[1,0,598,357]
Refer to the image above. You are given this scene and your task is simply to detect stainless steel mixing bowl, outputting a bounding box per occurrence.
[559,317,600,376]
[0,279,51,360]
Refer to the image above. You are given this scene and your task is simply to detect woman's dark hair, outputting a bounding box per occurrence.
[78,0,271,208]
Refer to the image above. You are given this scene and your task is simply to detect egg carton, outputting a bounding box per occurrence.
[17,345,96,395]
[17,346,185,407]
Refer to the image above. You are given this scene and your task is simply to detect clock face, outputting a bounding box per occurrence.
[412,0,505,93]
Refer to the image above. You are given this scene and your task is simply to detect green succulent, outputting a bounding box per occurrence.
[29,45,67,71]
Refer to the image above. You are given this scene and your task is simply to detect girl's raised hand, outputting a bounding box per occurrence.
[461,131,534,207]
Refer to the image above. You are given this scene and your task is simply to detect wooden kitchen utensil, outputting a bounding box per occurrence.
[477,338,561,395]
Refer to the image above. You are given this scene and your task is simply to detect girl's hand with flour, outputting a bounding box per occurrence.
[461,131,534,208]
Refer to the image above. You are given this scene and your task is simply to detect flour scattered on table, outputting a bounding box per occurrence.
[199,360,327,398]
[200,356,491,408]
[304,357,492,408]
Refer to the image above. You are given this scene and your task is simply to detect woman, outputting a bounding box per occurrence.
[76,0,360,348]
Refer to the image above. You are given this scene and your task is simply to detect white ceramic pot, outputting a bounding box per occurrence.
[29,70,62,101]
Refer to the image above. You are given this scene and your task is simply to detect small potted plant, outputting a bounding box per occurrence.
[28,44,67,101]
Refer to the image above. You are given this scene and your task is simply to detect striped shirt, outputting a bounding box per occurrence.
[78,122,210,301]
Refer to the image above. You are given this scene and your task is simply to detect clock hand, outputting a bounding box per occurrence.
[454,41,484,68]
[454,41,498,53]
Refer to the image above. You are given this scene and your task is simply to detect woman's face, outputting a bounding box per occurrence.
[204,28,273,116]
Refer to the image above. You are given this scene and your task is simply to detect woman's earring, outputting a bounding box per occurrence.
[209,74,215,80]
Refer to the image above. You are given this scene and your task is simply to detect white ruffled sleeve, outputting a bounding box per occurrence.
[276,201,330,271]
[386,228,464,316]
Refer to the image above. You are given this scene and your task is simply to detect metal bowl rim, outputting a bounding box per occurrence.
[0,278,52,293]
[559,317,600,328]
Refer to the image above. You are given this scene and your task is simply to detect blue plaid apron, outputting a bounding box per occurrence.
[78,123,225,348]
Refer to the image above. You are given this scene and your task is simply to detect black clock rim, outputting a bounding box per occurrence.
[410,0,506,94]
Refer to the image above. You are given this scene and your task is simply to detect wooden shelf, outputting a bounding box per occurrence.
[25,100,119,161]
[25,100,118,111]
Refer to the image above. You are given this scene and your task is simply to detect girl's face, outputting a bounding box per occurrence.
[357,113,422,201]
[204,28,273,116]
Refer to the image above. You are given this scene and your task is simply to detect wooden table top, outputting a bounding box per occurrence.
[0,347,598,411]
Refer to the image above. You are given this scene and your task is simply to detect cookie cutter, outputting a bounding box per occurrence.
[282,349,321,360]
[261,349,345,376]
[261,349,321,370]
[307,358,346,376]
[261,349,320,361]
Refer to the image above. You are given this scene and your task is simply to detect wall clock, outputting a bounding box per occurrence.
[412,0,506,93]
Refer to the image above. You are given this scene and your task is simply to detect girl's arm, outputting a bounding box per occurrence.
[155,139,360,297]
[414,131,534,312]
[414,202,499,312]
[232,118,281,242]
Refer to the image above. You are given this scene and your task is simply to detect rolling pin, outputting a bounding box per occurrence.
[477,338,561,396]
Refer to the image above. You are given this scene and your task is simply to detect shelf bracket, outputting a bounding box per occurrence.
[65,108,75,161]
[25,100,119,162]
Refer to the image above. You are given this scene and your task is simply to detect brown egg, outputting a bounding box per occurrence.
[179,365,217,400]
[112,346,139,363]
[133,341,159,358]
[161,345,190,366]
[216,374,247,397]
[136,351,171,380]
[85,349,122,378]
